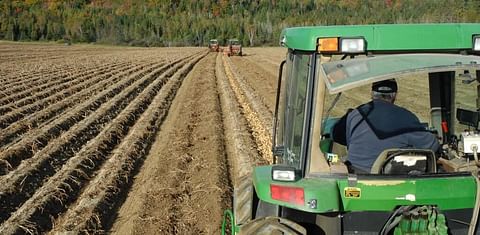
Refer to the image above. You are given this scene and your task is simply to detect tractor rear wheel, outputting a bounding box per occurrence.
[233,175,306,234]
[233,174,254,225]
[238,216,307,235]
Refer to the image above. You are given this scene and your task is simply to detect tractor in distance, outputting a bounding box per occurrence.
[227,38,243,56]
[209,39,220,52]
[225,23,480,235]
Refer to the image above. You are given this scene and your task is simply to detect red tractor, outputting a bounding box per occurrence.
[227,39,242,56]
[208,39,219,52]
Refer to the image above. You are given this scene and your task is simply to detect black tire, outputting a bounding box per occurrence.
[238,216,307,235]
[233,174,278,225]
[233,175,254,225]
[255,197,280,218]
[234,175,306,234]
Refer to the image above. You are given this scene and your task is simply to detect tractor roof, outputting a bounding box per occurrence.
[280,23,480,52]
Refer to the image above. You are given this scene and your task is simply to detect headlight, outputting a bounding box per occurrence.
[340,38,365,53]
[473,36,480,51]
[272,169,295,181]
[280,36,287,47]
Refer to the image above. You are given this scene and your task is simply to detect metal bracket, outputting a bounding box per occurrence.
[347,174,358,187]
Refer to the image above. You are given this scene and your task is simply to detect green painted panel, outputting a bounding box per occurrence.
[253,166,477,213]
[337,176,477,211]
[253,165,341,213]
[280,23,480,52]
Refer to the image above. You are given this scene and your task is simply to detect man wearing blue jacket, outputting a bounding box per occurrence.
[332,79,440,173]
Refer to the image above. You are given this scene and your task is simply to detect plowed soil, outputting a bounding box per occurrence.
[0,43,448,234]
[0,43,286,234]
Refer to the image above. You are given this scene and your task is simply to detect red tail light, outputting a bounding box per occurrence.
[270,184,304,206]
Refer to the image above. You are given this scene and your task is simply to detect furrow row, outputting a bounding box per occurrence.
[0,61,95,90]
[53,52,205,233]
[0,62,128,117]
[0,60,164,150]
[0,61,153,129]
[0,51,156,89]
[0,64,66,85]
[0,52,206,235]
[0,60,131,106]
[0,56,187,176]
[222,56,273,164]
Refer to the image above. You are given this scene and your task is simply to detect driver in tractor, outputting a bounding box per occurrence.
[331,79,440,173]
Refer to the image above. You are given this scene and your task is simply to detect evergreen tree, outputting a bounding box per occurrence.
[0,0,478,46]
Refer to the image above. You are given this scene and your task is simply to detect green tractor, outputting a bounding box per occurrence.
[224,24,480,234]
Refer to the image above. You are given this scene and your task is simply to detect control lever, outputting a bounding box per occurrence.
[472,145,479,168]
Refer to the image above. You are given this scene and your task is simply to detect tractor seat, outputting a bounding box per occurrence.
[370,149,437,175]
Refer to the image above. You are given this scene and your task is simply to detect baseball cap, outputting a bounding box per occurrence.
[372,79,397,93]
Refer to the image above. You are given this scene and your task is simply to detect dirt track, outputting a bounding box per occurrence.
[0,43,286,234]
[110,48,285,234]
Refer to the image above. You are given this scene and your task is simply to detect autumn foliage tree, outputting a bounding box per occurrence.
[0,0,479,47]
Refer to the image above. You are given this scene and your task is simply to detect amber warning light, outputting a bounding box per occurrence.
[270,184,304,206]
[318,37,339,52]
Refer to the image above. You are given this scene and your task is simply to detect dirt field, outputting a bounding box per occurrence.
[0,43,286,234]
[2,42,469,234]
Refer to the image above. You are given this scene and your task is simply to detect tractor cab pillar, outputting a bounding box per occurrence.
[428,71,455,143]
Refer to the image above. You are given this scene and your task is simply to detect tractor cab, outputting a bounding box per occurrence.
[208,39,219,52]
[274,25,480,176]
[231,24,480,235]
[227,39,243,56]
[316,47,480,176]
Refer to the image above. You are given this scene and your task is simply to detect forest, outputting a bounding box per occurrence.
[1,0,480,47]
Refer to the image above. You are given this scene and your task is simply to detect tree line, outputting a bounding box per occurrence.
[1,0,479,47]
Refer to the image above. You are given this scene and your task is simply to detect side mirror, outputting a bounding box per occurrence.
[371,149,436,174]
[383,155,428,175]
[457,108,480,130]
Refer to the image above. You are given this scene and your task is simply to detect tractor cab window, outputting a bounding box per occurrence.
[455,70,479,133]
[317,54,480,175]
[275,51,313,169]
[321,73,432,166]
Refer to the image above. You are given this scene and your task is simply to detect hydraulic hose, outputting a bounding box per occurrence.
[222,209,235,235]
[468,145,480,235]
[468,175,480,234]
